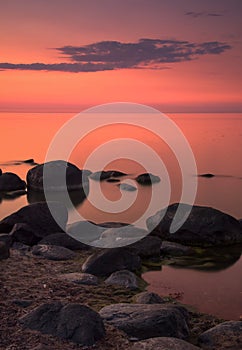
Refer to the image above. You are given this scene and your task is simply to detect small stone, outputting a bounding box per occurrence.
[105,270,139,290]
[32,245,76,261]
[59,273,98,285]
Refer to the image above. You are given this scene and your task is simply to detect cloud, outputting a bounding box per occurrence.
[0,38,231,73]
[185,11,223,18]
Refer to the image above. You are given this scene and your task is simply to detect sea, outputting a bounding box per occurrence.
[0,111,242,320]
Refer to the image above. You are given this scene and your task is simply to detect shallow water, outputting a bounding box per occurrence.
[0,112,242,320]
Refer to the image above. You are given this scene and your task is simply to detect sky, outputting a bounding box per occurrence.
[0,0,242,112]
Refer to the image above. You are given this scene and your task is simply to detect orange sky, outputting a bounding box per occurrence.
[0,0,241,112]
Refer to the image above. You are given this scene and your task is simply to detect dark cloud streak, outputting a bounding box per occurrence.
[0,38,231,73]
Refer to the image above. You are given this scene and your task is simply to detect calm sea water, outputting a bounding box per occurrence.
[0,112,242,320]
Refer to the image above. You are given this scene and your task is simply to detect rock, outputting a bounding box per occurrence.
[128,236,162,258]
[131,337,201,350]
[99,303,189,340]
[82,248,141,277]
[0,202,68,236]
[198,173,215,178]
[90,170,127,181]
[106,178,120,183]
[134,292,165,304]
[147,203,242,247]
[198,321,242,350]
[66,220,106,243]
[0,241,9,260]
[32,245,76,261]
[10,223,40,246]
[19,302,105,346]
[136,173,161,185]
[99,226,148,247]
[0,172,26,192]
[105,270,139,290]
[59,273,98,285]
[39,232,90,251]
[0,168,2,176]
[0,233,12,247]
[26,160,91,192]
[2,190,27,199]
[22,158,35,164]
[160,241,196,257]
[119,183,137,191]
[12,242,30,252]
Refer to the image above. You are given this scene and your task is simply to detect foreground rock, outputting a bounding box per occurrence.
[0,202,68,236]
[0,172,26,192]
[59,273,98,285]
[105,270,139,290]
[10,223,40,246]
[135,173,161,185]
[128,236,162,258]
[147,203,242,247]
[27,160,91,192]
[198,321,242,350]
[82,248,141,277]
[99,303,189,340]
[131,337,201,350]
[67,220,106,243]
[0,241,9,260]
[39,232,90,250]
[134,292,165,304]
[32,245,76,261]
[19,302,105,346]
[97,226,148,247]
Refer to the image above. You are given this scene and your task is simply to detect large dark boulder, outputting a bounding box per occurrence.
[19,302,105,346]
[198,321,242,350]
[127,236,162,258]
[32,244,76,261]
[147,203,242,247]
[0,202,68,236]
[82,248,141,277]
[135,173,161,185]
[26,160,91,192]
[0,172,26,192]
[10,223,40,246]
[39,232,90,251]
[0,241,9,260]
[131,337,201,350]
[99,303,189,340]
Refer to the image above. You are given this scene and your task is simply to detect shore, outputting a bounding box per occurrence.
[0,247,224,350]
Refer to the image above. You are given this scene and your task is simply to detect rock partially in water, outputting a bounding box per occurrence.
[160,241,196,257]
[99,303,189,340]
[59,272,98,285]
[198,321,242,350]
[32,244,76,261]
[0,202,68,236]
[147,203,242,247]
[131,337,201,350]
[82,248,141,277]
[27,160,91,192]
[0,172,26,192]
[0,241,9,260]
[134,292,166,304]
[198,173,215,178]
[19,302,105,346]
[135,173,161,185]
[39,232,90,251]
[105,270,139,290]
[90,170,127,181]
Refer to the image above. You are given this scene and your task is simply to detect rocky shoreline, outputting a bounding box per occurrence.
[0,160,242,349]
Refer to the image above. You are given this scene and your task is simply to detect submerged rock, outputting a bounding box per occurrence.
[99,303,189,340]
[0,172,26,192]
[147,203,242,247]
[135,173,161,185]
[19,302,105,346]
[82,248,141,277]
[27,160,91,192]
[0,202,68,236]
[198,321,242,350]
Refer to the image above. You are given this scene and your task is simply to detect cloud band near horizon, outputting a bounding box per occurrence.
[0,38,231,73]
